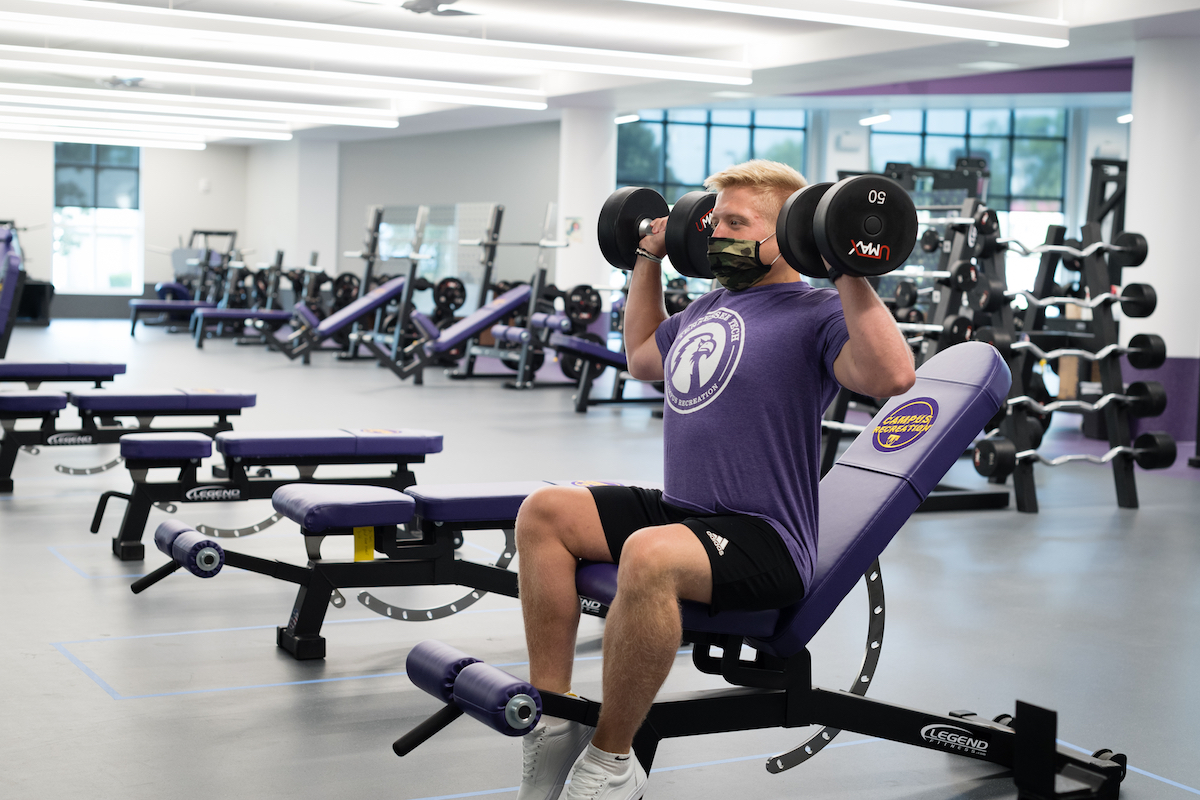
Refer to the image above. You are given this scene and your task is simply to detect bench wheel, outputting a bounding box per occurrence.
[766,559,885,773]
[356,527,517,621]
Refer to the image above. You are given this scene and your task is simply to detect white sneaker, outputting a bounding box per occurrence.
[561,751,648,800]
[517,719,595,800]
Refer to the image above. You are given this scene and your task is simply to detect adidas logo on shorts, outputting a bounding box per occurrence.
[706,531,729,556]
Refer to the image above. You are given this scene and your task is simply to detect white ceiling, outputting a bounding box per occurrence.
[0,0,1194,148]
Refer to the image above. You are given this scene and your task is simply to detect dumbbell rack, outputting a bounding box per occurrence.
[820,196,1009,512]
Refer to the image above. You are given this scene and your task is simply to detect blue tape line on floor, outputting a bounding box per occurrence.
[1059,739,1200,796]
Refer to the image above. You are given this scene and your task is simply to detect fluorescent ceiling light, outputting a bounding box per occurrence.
[958,61,1021,72]
[0,105,291,133]
[0,119,204,142]
[615,114,641,124]
[0,45,548,110]
[1117,113,1133,124]
[611,0,1070,48]
[0,112,293,141]
[859,113,891,126]
[3,0,752,85]
[0,83,398,128]
[0,130,206,150]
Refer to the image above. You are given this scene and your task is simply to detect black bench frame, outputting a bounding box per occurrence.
[0,407,243,493]
[94,450,427,561]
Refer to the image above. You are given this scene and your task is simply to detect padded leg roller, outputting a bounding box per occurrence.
[407,640,482,703]
[155,519,224,577]
[452,662,541,736]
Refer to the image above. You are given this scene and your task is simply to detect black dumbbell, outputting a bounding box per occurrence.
[1108,231,1148,268]
[974,431,1176,480]
[596,187,672,271]
[895,314,973,346]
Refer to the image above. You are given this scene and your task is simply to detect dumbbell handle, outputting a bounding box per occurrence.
[1007,391,1143,415]
[1013,446,1145,468]
[821,420,867,434]
[458,239,569,248]
[998,289,1126,310]
[1006,340,1146,363]
[999,239,1138,260]
[895,268,960,281]
[896,322,950,334]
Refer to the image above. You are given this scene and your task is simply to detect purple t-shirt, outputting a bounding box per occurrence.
[654,281,849,590]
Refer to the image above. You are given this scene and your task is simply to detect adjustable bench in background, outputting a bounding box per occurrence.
[94,427,443,561]
[263,275,408,363]
[392,342,1127,800]
[547,331,663,413]
[0,388,255,493]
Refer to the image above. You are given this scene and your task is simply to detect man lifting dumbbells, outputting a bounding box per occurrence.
[514,160,917,800]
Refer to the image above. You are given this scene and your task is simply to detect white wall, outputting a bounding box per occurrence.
[141,145,249,284]
[821,109,872,182]
[337,121,560,284]
[244,141,299,269]
[0,140,54,281]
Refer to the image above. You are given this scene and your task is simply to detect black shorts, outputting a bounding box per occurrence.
[589,486,805,615]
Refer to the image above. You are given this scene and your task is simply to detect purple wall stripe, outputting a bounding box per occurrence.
[805,58,1132,97]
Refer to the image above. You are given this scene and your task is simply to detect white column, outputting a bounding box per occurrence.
[555,107,617,291]
[1125,38,1200,360]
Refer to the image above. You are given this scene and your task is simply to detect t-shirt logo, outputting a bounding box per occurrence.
[665,308,745,415]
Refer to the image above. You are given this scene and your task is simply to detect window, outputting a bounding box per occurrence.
[870,109,1068,291]
[52,143,144,295]
[618,109,807,203]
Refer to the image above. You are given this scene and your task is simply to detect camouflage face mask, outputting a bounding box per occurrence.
[707,233,780,291]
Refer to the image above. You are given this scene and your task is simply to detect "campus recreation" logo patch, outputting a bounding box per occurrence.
[665,308,745,415]
[873,397,939,452]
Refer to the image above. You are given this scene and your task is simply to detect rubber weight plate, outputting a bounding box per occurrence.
[775,182,834,279]
[598,187,669,271]
[813,175,917,278]
[664,191,716,279]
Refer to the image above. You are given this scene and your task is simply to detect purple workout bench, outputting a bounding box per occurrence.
[0,388,255,493]
[547,331,663,413]
[0,361,126,388]
[128,282,217,336]
[392,342,1128,799]
[131,477,626,659]
[96,426,443,561]
[362,283,539,385]
[264,276,407,363]
[0,231,25,358]
[190,306,295,349]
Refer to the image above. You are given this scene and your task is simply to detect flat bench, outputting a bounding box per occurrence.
[191,307,295,348]
[129,298,217,336]
[133,478,630,659]
[548,332,663,413]
[95,426,443,561]
[0,361,126,388]
[0,388,255,492]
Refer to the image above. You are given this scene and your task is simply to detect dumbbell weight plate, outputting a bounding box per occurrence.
[942,314,974,346]
[1060,239,1084,272]
[1133,431,1176,470]
[434,277,467,311]
[813,175,918,278]
[894,280,918,309]
[1126,381,1167,418]
[566,284,603,324]
[1127,333,1166,370]
[919,228,942,253]
[664,191,716,280]
[973,437,1017,478]
[598,187,669,271]
[1111,231,1148,268]
[1119,283,1156,318]
[777,182,834,279]
[949,260,979,292]
[558,332,610,382]
[974,278,1008,313]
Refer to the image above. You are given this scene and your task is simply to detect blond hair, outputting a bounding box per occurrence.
[704,160,808,225]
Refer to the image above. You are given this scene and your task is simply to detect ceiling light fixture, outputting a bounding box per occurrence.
[615,114,641,124]
[5,0,752,85]
[611,0,1070,48]
[0,104,292,132]
[0,83,399,128]
[0,129,206,150]
[0,113,293,141]
[859,113,891,126]
[1117,113,1133,124]
[0,44,549,110]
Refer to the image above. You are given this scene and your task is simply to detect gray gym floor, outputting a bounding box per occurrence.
[1,319,1197,800]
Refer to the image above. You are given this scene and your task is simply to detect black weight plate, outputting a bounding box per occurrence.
[813,175,917,278]
[973,437,1017,478]
[894,280,918,308]
[1120,282,1156,318]
[664,191,716,279]
[1127,333,1166,370]
[942,314,973,345]
[434,277,467,311]
[1060,239,1084,272]
[598,187,669,271]
[1112,231,1148,267]
[566,284,602,324]
[975,208,1000,236]
[777,182,833,279]
[1133,431,1176,470]
[1126,381,1167,418]
[919,228,942,253]
[558,333,609,382]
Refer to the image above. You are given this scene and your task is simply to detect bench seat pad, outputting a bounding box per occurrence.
[0,361,126,379]
[313,276,408,341]
[0,390,69,413]
[130,300,216,312]
[215,428,443,459]
[404,479,649,523]
[194,308,294,321]
[70,389,257,412]
[272,484,415,532]
[120,432,213,460]
[549,333,627,367]
[427,285,532,355]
